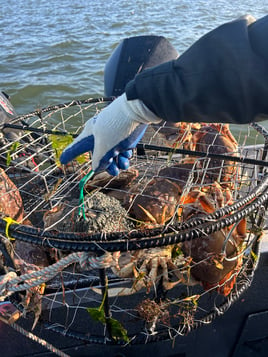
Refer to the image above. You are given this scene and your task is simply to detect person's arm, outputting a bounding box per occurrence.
[126,15,268,124]
[60,15,268,174]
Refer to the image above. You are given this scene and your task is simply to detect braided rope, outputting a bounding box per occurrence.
[0,251,115,297]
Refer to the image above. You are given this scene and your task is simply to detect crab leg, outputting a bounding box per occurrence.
[160,258,182,291]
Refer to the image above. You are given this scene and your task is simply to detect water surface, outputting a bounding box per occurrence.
[1,0,267,125]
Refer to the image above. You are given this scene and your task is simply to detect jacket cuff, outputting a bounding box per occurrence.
[125,79,138,100]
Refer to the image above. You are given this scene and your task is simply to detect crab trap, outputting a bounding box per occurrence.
[0,97,268,356]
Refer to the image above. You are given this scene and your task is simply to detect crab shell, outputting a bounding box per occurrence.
[180,186,246,296]
[182,226,245,295]
[0,168,24,222]
[85,168,138,192]
[193,124,239,185]
[0,169,48,268]
[126,177,179,225]
[126,162,197,226]
[151,121,202,149]
[93,245,182,297]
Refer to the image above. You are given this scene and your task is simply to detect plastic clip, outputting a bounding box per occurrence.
[2,217,19,241]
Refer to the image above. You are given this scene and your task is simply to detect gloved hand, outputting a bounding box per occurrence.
[60,93,161,175]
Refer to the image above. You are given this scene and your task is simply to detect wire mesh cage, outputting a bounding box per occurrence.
[0,97,268,354]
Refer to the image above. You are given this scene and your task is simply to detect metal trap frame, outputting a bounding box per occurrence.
[0,98,268,355]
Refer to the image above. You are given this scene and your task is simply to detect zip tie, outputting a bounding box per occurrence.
[2,217,19,241]
[78,169,95,220]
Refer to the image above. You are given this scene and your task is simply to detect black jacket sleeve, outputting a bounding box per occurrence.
[125,15,268,124]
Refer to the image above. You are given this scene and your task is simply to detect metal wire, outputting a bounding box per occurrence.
[0,99,267,348]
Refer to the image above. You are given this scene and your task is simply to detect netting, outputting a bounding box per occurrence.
[0,97,268,353]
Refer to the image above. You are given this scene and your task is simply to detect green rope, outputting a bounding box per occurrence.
[78,169,95,220]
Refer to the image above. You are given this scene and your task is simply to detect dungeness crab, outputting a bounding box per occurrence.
[179,182,247,296]
[154,122,240,185]
[94,246,186,297]
[124,160,200,227]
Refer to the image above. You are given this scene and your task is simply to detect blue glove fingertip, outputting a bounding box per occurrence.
[60,149,73,165]
[121,150,133,159]
[60,136,94,165]
[118,154,130,170]
[106,160,120,176]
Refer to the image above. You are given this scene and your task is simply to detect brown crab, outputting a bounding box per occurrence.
[151,121,202,150]
[154,122,240,186]
[0,168,24,222]
[179,182,247,296]
[191,123,240,185]
[124,160,200,227]
[93,246,186,297]
[163,122,240,190]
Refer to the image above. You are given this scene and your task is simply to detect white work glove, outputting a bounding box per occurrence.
[60,93,161,175]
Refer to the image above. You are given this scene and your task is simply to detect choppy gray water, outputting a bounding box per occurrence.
[1,0,268,118]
